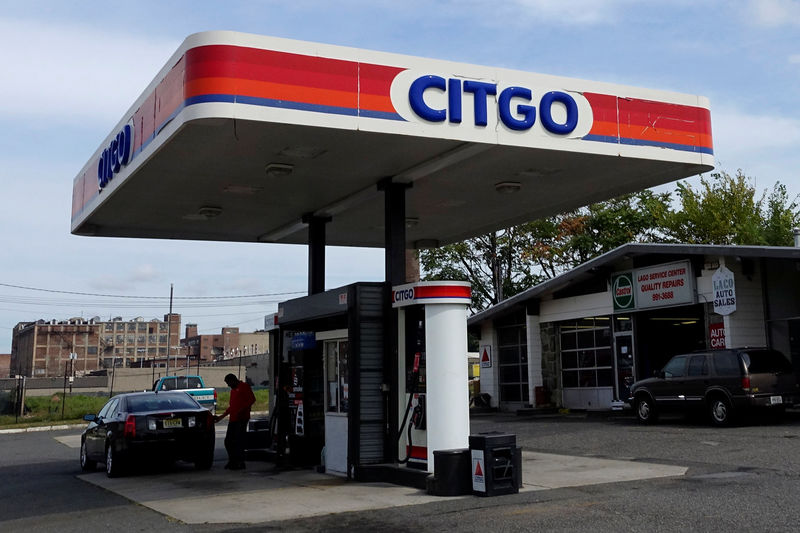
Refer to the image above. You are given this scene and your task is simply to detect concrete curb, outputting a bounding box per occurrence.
[0,423,85,434]
[0,411,271,435]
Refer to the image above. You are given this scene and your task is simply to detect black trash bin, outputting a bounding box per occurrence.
[468,433,521,496]
[427,448,472,496]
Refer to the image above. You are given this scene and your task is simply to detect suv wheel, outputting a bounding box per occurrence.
[708,396,733,427]
[635,396,658,424]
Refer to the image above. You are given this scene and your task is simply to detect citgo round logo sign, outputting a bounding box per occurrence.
[613,274,634,309]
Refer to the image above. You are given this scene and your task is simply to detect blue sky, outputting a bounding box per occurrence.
[1,0,799,351]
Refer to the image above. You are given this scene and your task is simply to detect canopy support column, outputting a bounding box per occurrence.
[303,214,331,295]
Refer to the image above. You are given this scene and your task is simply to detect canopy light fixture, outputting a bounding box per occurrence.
[405,217,419,228]
[196,206,223,219]
[265,162,294,178]
[494,181,521,194]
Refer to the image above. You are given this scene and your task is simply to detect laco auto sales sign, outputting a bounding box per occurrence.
[612,261,694,312]
[712,266,736,315]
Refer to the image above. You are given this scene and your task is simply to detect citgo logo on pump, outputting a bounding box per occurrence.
[393,288,415,304]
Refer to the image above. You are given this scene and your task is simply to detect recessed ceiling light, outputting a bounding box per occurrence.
[265,163,294,178]
[495,181,522,194]
[196,206,223,219]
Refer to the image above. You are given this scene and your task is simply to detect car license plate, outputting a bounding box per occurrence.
[770,395,783,405]
[163,418,183,428]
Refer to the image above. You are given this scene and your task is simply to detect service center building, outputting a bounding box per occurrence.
[469,243,800,412]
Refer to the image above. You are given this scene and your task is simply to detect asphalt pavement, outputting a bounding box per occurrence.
[53,417,686,525]
[7,410,800,531]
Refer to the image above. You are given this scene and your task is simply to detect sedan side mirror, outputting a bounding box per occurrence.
[83,414,97,422]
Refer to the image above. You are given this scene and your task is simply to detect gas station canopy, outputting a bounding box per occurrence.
[71,31,713,248]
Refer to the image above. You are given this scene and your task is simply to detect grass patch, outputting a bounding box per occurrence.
[0,394,108,429]
[0,388,270,429]
[216,387,269,414]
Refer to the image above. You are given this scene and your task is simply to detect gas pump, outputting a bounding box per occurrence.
[398,305,427,468]
[393,281,471,474]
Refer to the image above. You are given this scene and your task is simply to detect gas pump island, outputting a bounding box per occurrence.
[70,31,713,487]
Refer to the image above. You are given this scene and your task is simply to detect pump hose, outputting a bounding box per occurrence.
[396,392,416,464]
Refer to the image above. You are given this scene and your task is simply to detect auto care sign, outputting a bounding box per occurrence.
[709,323,726,349]
[712,266,736,315]
[634,261,694,309]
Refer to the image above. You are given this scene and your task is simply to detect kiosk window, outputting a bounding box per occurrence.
[325,340,349,414]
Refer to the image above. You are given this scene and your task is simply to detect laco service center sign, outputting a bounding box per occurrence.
[612,261,695,312]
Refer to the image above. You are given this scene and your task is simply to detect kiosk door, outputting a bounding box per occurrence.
[322,333,349,475]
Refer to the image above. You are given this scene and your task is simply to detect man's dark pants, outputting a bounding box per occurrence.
[225,420,248,467]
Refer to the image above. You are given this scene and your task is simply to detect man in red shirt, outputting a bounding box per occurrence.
[214,373,256,470]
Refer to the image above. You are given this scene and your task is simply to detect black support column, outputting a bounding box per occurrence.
[303,214,331,295]
[378,179,411,463]
[380,180,412,286]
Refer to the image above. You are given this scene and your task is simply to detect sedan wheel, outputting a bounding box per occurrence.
[106,444,124,478]
[636,396,658,424]
[80,440,96,471]
[709,397,733,427]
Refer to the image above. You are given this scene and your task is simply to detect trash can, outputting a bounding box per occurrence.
[469,433,521,496]
[427,448,472,496]
[245,418,271,450]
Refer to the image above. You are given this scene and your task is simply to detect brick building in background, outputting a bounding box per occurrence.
[0,353,10,378]
[11,314,182,377]
[9,314,271,378]
[182,324,269,362]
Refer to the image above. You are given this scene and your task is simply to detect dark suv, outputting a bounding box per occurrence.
[628,348,798,426]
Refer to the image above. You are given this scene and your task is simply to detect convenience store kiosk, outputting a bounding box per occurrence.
[272,281,470,479]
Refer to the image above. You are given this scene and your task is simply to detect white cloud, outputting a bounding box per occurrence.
[789,54,800,63]
[441,0,641,27]
[747,0,800,26]
[0,17,178,126]
[709,106,800,193]
[713,106,800,154]
[128,264,161,283]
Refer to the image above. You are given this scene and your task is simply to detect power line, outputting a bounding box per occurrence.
[0,281,304,300]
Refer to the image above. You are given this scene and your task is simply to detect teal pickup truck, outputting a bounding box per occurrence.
[152,375,217,413]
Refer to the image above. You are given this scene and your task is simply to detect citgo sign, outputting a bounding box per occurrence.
[97,121,134,190]
[408,75,580,134]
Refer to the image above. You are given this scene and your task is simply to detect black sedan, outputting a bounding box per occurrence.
[80,391,216,477]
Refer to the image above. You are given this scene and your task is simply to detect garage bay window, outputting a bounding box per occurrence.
[497,322,528,404]
[560,318,613,389]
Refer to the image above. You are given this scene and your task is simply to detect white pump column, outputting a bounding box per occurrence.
[392,281,471,472]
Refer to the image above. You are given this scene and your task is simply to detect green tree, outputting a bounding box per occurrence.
[659,170,799,246]
[419,227,536,310]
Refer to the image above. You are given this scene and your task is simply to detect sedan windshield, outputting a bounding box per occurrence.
[127,394,200,412]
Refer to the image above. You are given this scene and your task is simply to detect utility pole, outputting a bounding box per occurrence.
[166,283,173,376]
